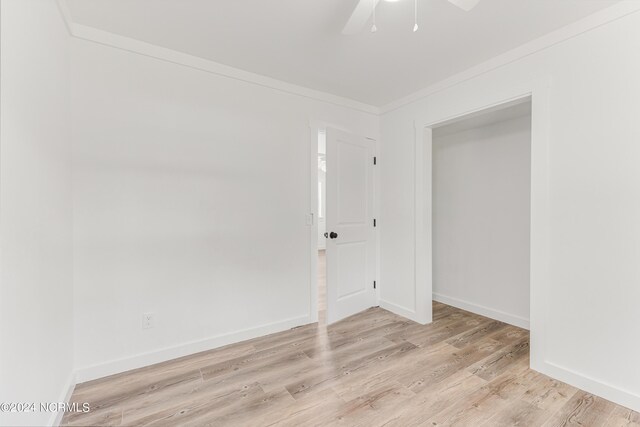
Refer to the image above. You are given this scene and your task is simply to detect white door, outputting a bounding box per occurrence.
[325,127,376,324]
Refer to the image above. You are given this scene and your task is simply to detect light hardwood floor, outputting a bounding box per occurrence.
[63,255,637,426]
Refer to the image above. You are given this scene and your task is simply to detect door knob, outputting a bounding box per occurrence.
[324,232,328,238]
[329,232,338,239]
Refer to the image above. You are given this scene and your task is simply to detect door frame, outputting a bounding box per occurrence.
[414,80,551,371]
[308,120,379,323]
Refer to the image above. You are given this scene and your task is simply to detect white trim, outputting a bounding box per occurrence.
[50,372,76,427]
[433,293,530,330]
[75,315,311,383]
[308,122,321,324]
[413,123,431,325]
[379,299,420,323]
[540,361,640,413]
[373,139,381,307]
[381,2,640,113]
[413,96,537,328]
[56,1,378,115]
[415,82,550,372]
[528,82,552,374]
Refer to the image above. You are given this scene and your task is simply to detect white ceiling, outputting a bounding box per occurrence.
[66,0,620,106]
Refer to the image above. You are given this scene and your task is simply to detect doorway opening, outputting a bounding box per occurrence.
[317,129,327,325]
[431,98,532,329]
[311,125,377,326]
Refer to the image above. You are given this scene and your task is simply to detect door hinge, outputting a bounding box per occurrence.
[373,156,377,165]
[373,281,377,289]
[373,218,377,227]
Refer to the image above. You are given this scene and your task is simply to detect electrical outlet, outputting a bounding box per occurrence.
[142,312,154,329]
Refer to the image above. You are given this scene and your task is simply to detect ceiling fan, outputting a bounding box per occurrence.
[343,0,481,35]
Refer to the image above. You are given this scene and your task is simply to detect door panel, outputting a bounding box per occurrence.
[337,142,367,223]
[326,128,375,324]
[337,242,367,298]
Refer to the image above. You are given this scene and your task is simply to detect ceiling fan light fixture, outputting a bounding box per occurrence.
[342,0,480,36]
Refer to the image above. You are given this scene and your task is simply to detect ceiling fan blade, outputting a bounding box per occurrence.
[447,0,481,11]
[342,0,381,35]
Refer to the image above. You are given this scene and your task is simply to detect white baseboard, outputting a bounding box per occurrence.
[379,299,422,324]
[536,360,640,413]
[50,372,76,427]
[65,309,640,420]
[433,292,530,330]
[75,315,312,383]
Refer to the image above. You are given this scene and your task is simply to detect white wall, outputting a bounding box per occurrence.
[70,38,378,381]
[0,1,74,426]
[432,112,531,328]
[380,6,640,411]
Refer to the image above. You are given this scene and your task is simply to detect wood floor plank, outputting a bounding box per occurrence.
[261,388,346,427]
[181,388,295,427]
[385,312,483,347]
[323,381,415,427]
[488,323,530,345]
[604,406,640,427]
[401,338,506,394]
[68,368,202,422]
[64,407,123,427]
[263,337,398,397]
[74,341,255,399]
[446,320,507,348]
[483,399,547,426]
[375,369,488,426]
[201,349,312,392]
[542,391,618,427]
[467,336,530,381]
[200,337,318,382]
[302,319,411,359]
[424,364,532,427]
[520,374,578,413]
[123,381,265,426]
[285,340,417,400]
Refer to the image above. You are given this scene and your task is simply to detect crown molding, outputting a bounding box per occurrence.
[56,1,640,117]
[380,1,640,114]
[55,0,379,116]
